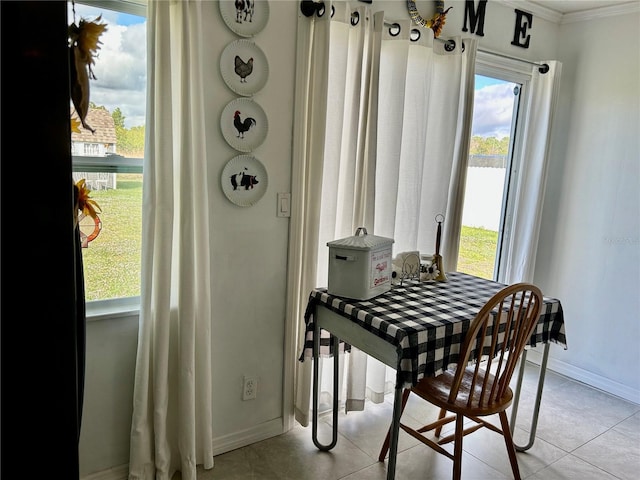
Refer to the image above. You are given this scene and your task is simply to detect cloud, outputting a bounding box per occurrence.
[472,83,517,139]
[70,4,147,128]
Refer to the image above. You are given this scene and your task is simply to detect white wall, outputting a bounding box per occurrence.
[204,0,297,446]
[79,1,640,478]
[533,10,640,402]
[80,314,138,476]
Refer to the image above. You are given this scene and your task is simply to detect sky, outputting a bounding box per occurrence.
[69,3,515,138]
[473,76,517,139]
[69,3,147,128]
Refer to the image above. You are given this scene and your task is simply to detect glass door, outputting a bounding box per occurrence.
[457,73,522,280]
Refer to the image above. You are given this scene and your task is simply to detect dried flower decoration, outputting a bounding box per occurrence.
[70,116,82,134]
[69,14,107,133]
[73,179,102,228]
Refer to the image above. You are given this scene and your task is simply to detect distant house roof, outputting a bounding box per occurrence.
[71,107,117,144]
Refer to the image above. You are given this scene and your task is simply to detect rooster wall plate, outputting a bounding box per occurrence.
[220,39,268,96]
[221,155,268,207]
[219,0,269,38]
[220,98,268,152]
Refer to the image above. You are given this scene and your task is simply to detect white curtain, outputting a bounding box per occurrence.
[501,61,562,283]
[290,0,384,425]
[129,1,214,479]
[291,1,477,424]
[374,30,477,273]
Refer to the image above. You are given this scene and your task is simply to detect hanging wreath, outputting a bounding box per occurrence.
[74,179,102,229]
[407,0,452,38]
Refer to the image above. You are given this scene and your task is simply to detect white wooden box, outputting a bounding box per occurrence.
[327,228,394,300]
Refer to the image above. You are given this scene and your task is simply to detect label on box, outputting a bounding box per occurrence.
[370,249,392,288]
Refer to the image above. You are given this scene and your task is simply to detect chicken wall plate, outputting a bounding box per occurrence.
[220,98,268,152]
[221,155,268,207]
[220,39,268,96]
[219,0,269,37]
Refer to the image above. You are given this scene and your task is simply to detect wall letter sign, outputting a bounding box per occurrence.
[462,0,487,37]
[511,8,533,48]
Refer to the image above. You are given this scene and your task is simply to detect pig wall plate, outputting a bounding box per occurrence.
[219,0,269,38]
[220,98,268,152]
[221,155,268,207]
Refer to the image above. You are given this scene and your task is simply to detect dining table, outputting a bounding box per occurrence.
[300,271,567,480]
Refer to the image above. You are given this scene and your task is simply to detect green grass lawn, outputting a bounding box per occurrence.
[80,174,498,300]
[80,174,142,301]
[457,225,498,280]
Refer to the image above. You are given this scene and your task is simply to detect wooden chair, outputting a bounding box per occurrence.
[378,282,543,480]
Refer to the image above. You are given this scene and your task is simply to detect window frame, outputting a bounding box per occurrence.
[71,0,147,319]
[473,50,534,283]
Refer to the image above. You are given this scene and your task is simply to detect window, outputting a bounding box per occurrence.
[69,0,146,315]
[457,52,532,281]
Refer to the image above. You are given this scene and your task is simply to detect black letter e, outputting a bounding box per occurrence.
[511,9,532,49]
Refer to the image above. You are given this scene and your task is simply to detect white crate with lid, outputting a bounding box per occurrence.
[327,227,394,300]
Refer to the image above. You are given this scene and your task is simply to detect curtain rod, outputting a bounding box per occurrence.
[300,3,548,74]
[476,48,550,74]
[382,21,549,74]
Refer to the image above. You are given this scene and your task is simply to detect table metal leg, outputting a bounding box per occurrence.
[386,386,403,480]
[510,343,551,451]
[312,320,339,451]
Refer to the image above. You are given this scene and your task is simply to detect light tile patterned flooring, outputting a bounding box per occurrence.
[192,363,640,479]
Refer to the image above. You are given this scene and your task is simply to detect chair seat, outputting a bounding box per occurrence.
[412,367,514,417]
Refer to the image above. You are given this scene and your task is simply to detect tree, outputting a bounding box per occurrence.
[112,107,125,129]
[469,136,509,155]
[111,108,145,157]
[89,101,107,111]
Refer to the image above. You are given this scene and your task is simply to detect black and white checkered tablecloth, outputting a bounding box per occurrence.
[300,272,567,389]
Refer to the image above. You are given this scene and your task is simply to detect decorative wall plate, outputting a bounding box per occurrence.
[219,0,269,37]
[221,155,268,207]
[220,98,268,152]
[220,39,268,96]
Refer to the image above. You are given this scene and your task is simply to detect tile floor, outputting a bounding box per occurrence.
[193,362,640,479]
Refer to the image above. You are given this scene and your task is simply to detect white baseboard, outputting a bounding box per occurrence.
[526,350,640,405]
[81,418,285,480]
[81,464,128,480]
[211,417,284,456]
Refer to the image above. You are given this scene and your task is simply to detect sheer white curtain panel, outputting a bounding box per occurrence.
[290,0,333,428]
[374,29,477,271]
[291,1,383,425]
[501,61,562,283]
[128,1,214,479]
[292,3,478,424]
[357,27,477,409]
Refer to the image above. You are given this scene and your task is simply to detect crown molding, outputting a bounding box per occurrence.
[494,0,639,25]
[561,2,640,24]
[495,0,563,23]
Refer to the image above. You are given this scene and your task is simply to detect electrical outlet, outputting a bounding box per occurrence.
[242,376,257,401]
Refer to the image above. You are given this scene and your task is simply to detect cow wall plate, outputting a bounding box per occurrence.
[219,0,269,37]
[220,98,268,152]
[220,39,268,96]
[221,155,268,207]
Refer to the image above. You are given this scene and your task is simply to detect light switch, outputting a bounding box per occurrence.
[277,193,291,218]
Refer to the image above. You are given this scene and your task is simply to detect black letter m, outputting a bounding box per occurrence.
[462,0,488,37]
